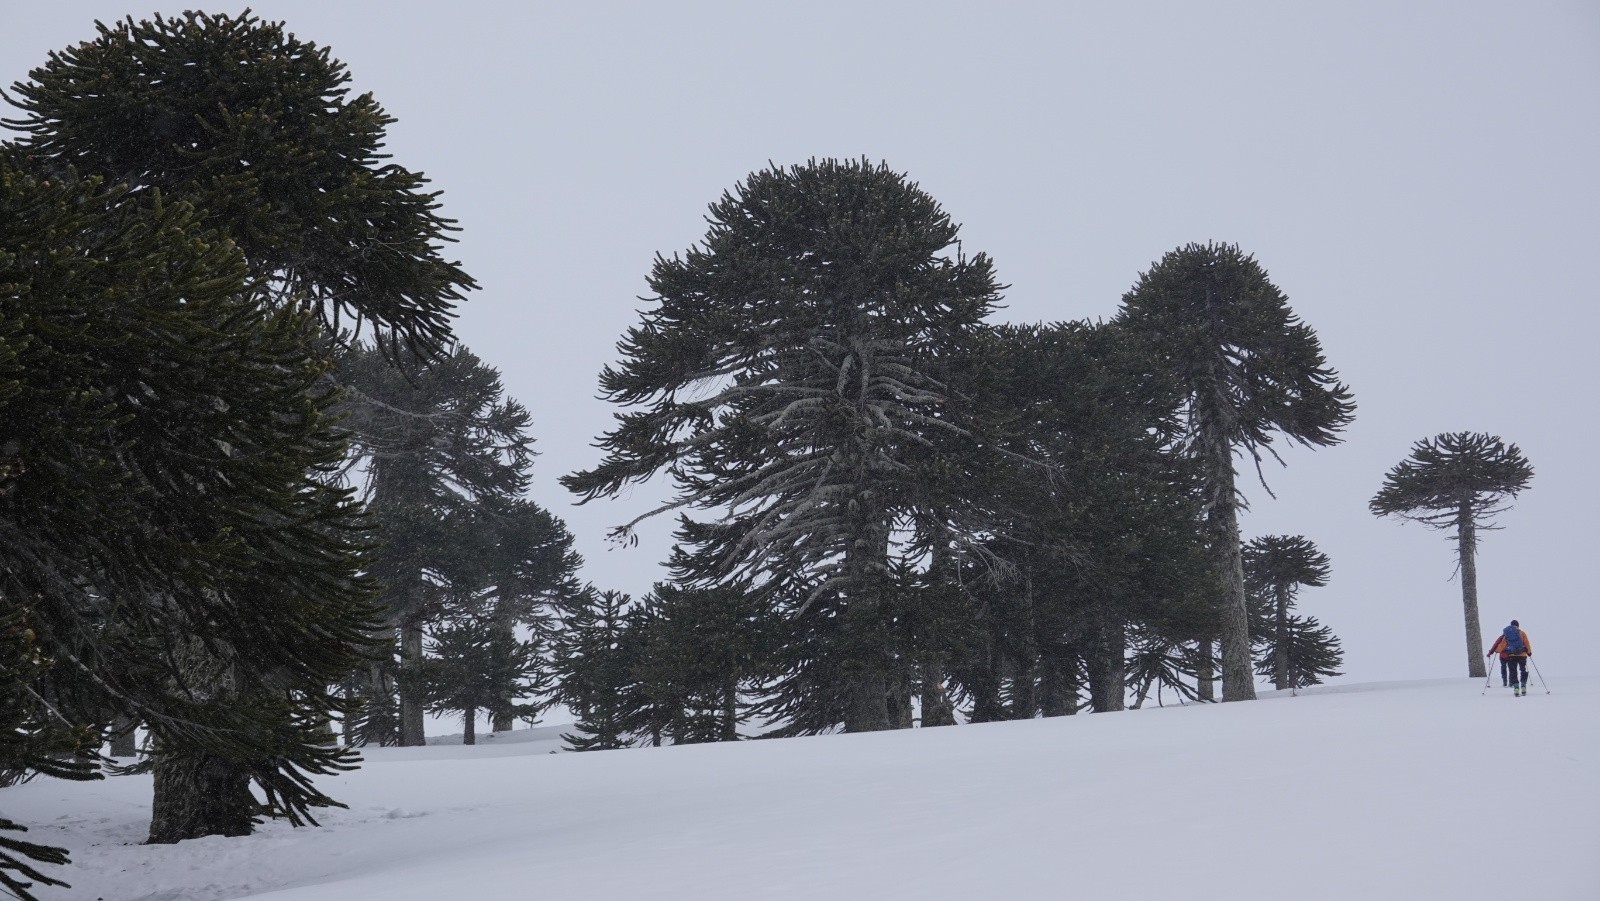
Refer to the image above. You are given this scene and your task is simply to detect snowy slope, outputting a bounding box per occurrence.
[6,678,1596,900]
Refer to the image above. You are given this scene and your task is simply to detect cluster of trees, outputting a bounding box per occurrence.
[1,11,1538,901]
[555,158,1356,748]
[0,12,577,899]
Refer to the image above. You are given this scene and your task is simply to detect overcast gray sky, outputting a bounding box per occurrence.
[6,1,1597,686]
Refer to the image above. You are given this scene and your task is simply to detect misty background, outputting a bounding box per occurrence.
[5,0,1596,685]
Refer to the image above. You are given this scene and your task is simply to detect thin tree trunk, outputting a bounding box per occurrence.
[1008,659,1039,720]
[967,636,1007,723]
[1195,636,1215,702]
[1206,442,1257,701]
[398,619,426,746]
[461,708,475,746]
[1274,584,1290,689]
[491,613,516,733]
[1038,646,1076,717]
[918,661,957,726]
[1459,503,1487,678]
[888,668,914,729]
[721,673,739,741]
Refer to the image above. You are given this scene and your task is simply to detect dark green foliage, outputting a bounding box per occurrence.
[1116,242,1355,702]
[566,158,1002,732]
[553,590,637,751]
[0,149,378,846]
[336,344,552,746]
[3,7,485,853]
[939,321,1211,716]
[417,616,549,745]
[1369,432,1533,528]
[5,10,472,356]
[628,582,773,744]
[1243,535,1334,690]
[1250,614,1344,689]
[1116,243,1356,457]
[0,607,98,900]
[1125,625,1208,708]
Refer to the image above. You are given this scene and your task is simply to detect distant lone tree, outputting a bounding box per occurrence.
[1116,242,1355,702]
[1243,535,1332,690]
[1370,432,1533,678]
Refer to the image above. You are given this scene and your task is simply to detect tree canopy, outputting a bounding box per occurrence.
[566,158,1002,732]
[1116,242,1354,702]
[4,9,473,356]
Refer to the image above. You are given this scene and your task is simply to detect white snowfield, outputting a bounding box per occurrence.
[6,677,1596,900]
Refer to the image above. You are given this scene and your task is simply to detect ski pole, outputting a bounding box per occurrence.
[1530,658,1551,695]
[1480,665,1494,695]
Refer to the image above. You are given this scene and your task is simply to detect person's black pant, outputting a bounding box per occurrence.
[1500,657,1509,685]
[1505,656,1527,688]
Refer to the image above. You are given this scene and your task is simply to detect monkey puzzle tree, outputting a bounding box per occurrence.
[5,9,471,842]
[0,148,376,848]
[1250,614,1344,690]
[1243,535,1332,690]
[338,344,538,746]
[564,159,1001,733]
[1370,432,1533,678]
[4,9,471,356]
[1116,242,1354,702]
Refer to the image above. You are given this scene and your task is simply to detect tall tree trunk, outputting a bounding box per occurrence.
[1195,635,1215,702]
[844,668,890,733]
[1273,584,1290,689]
[887,667,914,729]
[1037,651,1070,717]
[1205,437,1257,701]
[1458,502,1487,678]
[461,708,475,746]
[108,714,138,758]
[398,619,427,746]
[1086,620,1127,712]
[841,517,891,732]
[148,638,254,844]
[491,613,516,733]
[967,636,1006,723]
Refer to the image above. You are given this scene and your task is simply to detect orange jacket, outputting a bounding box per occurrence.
[1486,630,1532,659]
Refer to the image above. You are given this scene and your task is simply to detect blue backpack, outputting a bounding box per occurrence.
[1502,625,1525,654]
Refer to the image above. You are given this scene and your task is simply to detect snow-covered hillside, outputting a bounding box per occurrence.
[7,678,1596,900]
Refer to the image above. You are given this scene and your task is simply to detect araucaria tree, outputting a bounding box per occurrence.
[1116,243,1354,702]
[564,159,1001,732]
[5,9,476,848]
[1370,432,1533,678]
[5,10,471,356]
[1243,535,1333,690]
[0,148,376,852]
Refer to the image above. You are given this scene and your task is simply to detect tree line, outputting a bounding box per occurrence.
[0,11,1533,901]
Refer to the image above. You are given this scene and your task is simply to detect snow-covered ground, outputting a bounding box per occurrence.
[7,678,1596,900]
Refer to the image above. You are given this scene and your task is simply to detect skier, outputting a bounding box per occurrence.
[1486,620,1532,696]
